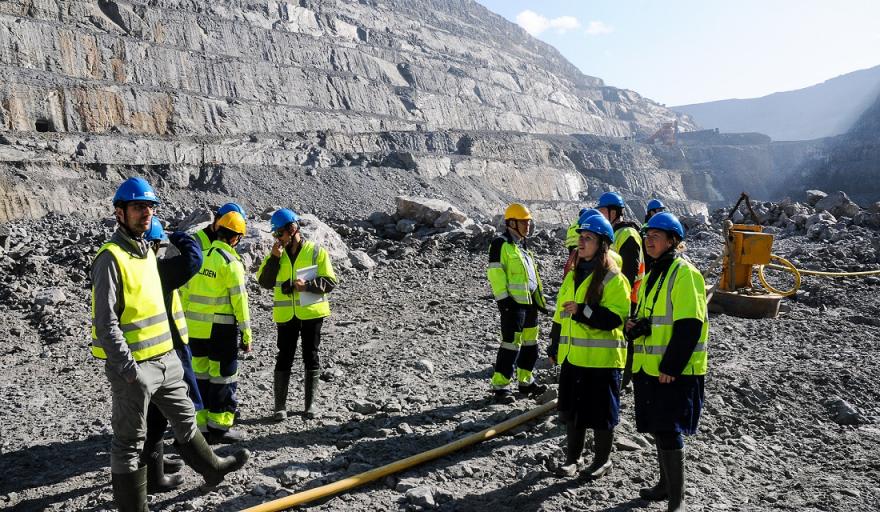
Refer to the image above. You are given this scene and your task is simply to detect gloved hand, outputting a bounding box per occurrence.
[168,231,191,246]
[496,297,517,312]
[281,280,294,295]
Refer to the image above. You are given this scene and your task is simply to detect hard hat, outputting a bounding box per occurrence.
[216,211,247,236]
[144,217,168,242]
[270,208,300,231]
[217,202,246,219]
[646,212,685,240]
[576,212,615,242]
[504,203,532,221]
[113,177,160,206]
[577,208,602,225]
[646,199,666,212]
[597,192,625,209]
[578,207,591,217]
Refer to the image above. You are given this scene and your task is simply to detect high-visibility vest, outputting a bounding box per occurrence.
[91,243,174,361]
[565,221,579,250]
[613,225,645,303]
[184,240,252,344]
[632,257,709,376]
[194,228,211,252]
[257,240,335,322]
[553,268,630,368]
[487,237,547,308]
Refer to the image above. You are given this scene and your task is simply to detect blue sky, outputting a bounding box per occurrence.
[476,1,880,106]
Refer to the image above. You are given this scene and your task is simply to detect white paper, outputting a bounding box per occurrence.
[295,265,322,306]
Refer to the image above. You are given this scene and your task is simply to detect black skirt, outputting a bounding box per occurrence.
[557,361,622,430]
[633,370,705,435]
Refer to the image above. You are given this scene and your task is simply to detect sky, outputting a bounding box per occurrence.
[475,0,880,106]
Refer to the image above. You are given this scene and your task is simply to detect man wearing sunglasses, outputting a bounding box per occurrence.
[257,208,337,421]
[192,202,248,253]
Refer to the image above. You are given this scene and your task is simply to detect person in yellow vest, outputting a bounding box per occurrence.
[185,211,252,444]
[626,212,708,512]
[257,209,337,421]
[192,202,248,252]
[548,213,630,479]
[597,192,645,389]
[91,178,248,511]
[487,203,548,403]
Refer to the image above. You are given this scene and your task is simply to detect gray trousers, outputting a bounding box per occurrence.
[105,351,199,473]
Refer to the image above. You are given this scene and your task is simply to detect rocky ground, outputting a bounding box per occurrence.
[1,193,880,512]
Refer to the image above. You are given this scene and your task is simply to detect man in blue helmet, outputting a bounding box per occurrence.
[91,178,249,511]
[257,208,337,420]
[192,202,248,253]
[644,199,666,225]
[141,218,204,493]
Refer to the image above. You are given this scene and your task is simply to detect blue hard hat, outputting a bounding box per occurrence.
[217,202,246,219]
[576,212,615,242]
[597,192,625,209]
[577,208,602,226]
[113,177,160,205]
[270,208,300,231]
[144,217,168,242]
[646,199,666,212]
[646,212,685,240]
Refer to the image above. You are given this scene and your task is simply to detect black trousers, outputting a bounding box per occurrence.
[492,303,539,385]
[275,317,324,373]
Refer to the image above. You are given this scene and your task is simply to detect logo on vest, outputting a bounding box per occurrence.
[199,268,217,278]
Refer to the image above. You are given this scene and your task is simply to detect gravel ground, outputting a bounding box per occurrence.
[1,212,880,512]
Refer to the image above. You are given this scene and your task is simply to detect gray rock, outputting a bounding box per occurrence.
[368,211,394,227]
[34,288,66,306]
[405,486,436,508]
[396,197,469,227]
[814,191,861,219]
[826,396,865,425]
[298,214,351,268]
[396,219,417,234]
[805,190,827,206]
[179,208,214,233]
[349,250,377,270]
[349,400,378,415]
[415,359,435,374]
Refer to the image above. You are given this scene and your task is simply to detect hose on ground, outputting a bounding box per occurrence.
[757,254,880,296]
[242,399,558,512]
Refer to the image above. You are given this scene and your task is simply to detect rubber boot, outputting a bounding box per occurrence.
[663,448,686,512]
[304,369,320,419]
[162,455,183,474]
[557,422,586,477]
[585,429,614,479]
[111,466,148,512]
[273,371,290,421]
[177,430,250,487]
[639,446,669,501]
[144,440,183,493]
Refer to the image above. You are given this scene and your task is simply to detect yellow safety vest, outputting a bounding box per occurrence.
[194,228,211,253]
[91,243,174,361]
[553,269,630,368]
[487,238,547,308]
[258,241,335,322]
[632,257,709,376]
[169,289,189,345]
[613,225,645,303]
[565,221,579,250]
[184,240,252,344]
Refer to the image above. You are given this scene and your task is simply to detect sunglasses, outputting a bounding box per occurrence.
[272,229,285,238]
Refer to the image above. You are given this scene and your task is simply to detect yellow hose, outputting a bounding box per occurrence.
[242,399,558,512]
[757,254,880,296]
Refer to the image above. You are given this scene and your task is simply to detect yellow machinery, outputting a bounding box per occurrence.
[708,194,784,318]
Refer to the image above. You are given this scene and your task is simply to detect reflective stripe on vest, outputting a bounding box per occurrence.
[90,243,174,361]
[184,241,248,339]
[263,241,332,323]
[486,239,546,307]
[555,270,629,369]
[632,258,709,377]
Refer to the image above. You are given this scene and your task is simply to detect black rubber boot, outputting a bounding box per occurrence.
[273,371,290,421]
[111,466,148,512]
[639,446,669,501]
[144,441,183,493]
[177,431,250,487]
[663,448,686,512]
[304,369,320,419]
[585,429,614,479]
[557,421,586,477]
[162,454,183,474]
[518,381,547,397]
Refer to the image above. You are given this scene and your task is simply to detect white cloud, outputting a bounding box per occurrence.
[585,20,614,36]
[516,10,582,36]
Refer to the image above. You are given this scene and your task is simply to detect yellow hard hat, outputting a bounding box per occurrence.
[216,211,247,236]
[504,203,532,220]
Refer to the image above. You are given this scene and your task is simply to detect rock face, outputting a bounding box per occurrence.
[0,0,733,227]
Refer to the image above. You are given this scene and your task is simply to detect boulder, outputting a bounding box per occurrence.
[298,214,352,268]
[349,250,377,270]
[34,288,66,306]
[395,196,469,227]
[805,190,827,206]
[396,219,417,233]
[178,207,213,233]
[814,191,860,219]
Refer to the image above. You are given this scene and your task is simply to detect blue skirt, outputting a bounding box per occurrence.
[633,370,704,435]
[557,361,621,430]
